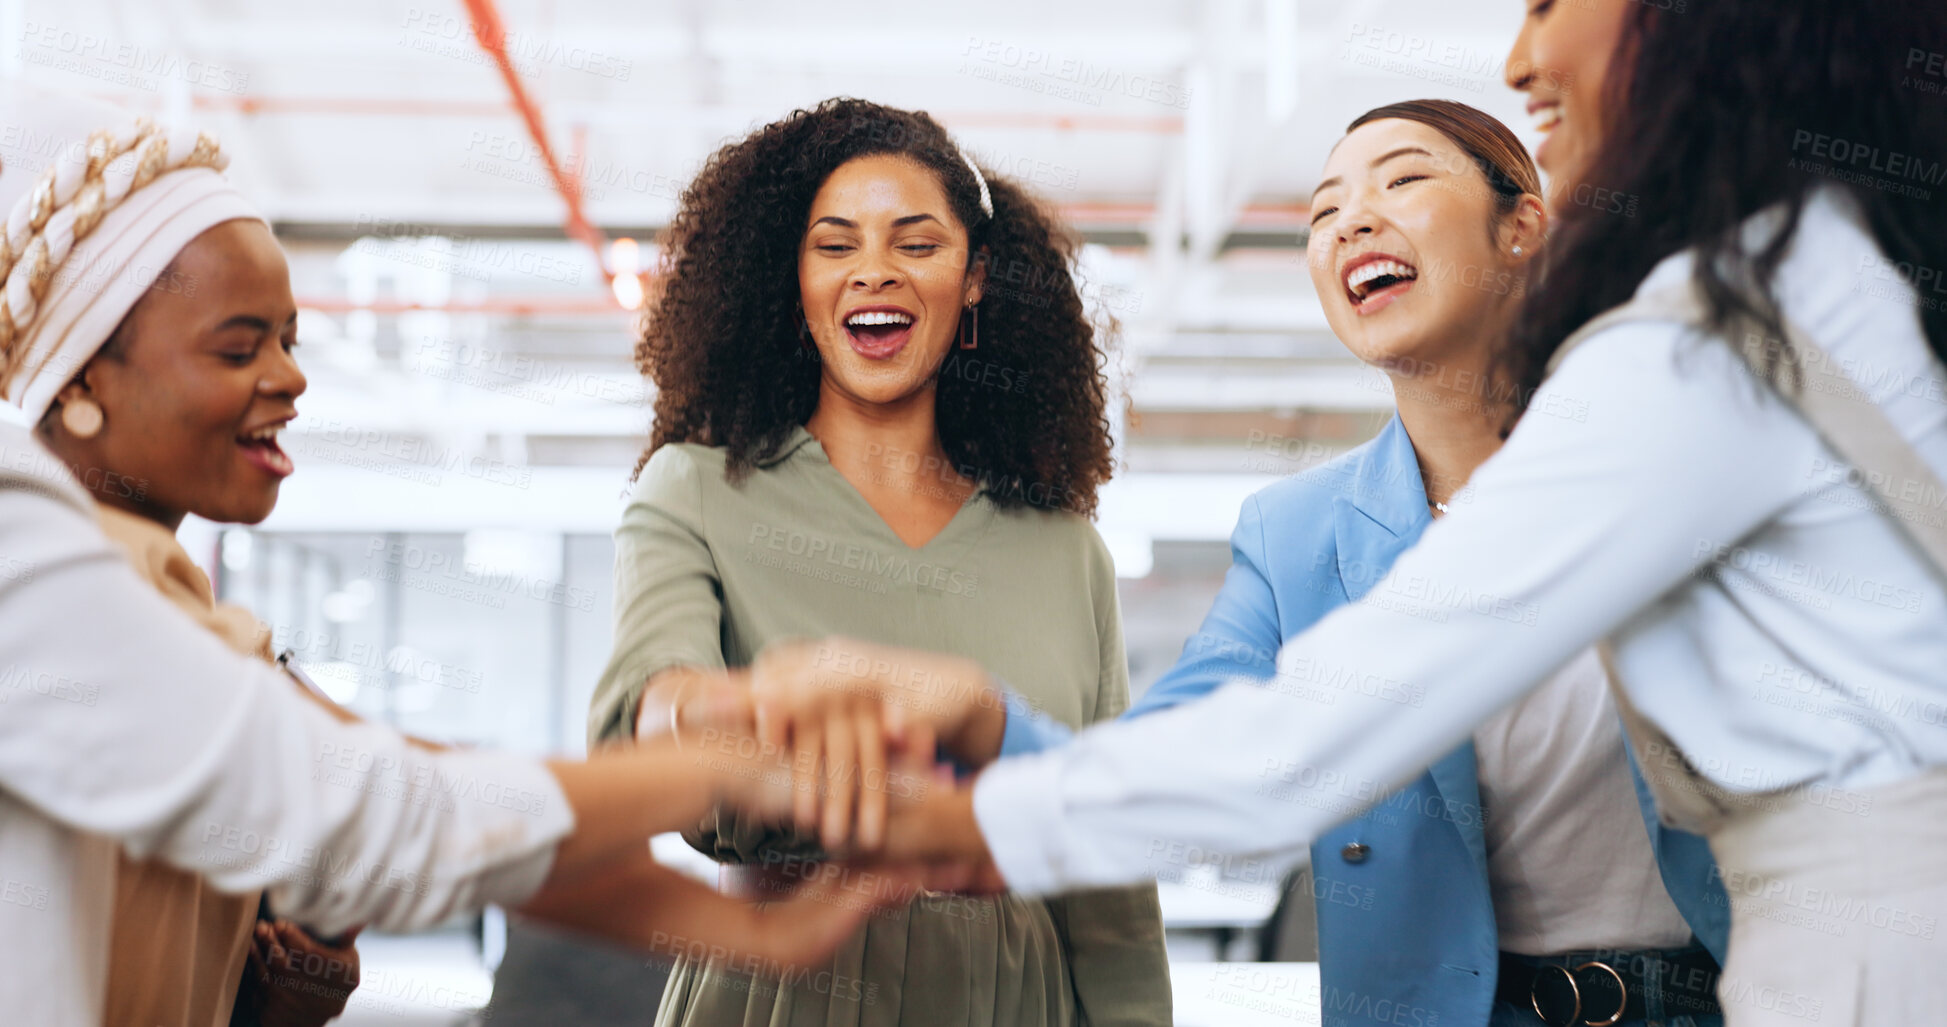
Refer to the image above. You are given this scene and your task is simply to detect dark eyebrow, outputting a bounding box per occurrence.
[810,213,943,230]
[1311,146,1439,201]
[1373,145,1436,169]
[211,313,295,335]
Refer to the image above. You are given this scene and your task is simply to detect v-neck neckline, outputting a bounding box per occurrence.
[791,427,993,554]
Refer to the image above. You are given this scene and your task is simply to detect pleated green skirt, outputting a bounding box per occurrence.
[654,892,1075,1027]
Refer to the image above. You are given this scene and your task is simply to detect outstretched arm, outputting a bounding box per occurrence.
[0,462,800,938]
[519,846,916,970]
[537,737,794,888]
[968,324,1815,895]
[994,494,1291,760]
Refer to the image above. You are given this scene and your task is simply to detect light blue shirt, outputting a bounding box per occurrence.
[976,190,1947,905]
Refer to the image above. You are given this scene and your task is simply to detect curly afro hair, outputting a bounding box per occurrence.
[633,97,1116,518]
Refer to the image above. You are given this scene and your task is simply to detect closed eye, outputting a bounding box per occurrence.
[1389,174,1428,188]
[900,244,942,255]
[1310,205,1338,226]
[816,244,855,254]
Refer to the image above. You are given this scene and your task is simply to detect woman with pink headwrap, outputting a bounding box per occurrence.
[0,92,348,1027]
[0,87,910,1027]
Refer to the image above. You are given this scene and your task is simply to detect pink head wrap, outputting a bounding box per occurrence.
[0,84,264,426]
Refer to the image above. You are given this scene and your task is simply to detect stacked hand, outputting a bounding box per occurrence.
[526,647,1018,976]
[526,664,961,972]
[638,639,1012,886]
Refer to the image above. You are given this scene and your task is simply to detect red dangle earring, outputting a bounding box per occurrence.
[959,301,979,351]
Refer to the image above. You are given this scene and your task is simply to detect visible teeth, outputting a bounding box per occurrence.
[1344,259,1419,298]
[846,310,914,327]
[242,425,282,443]
[1532,106,1562,134]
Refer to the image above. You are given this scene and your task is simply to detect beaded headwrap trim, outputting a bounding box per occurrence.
[0,119,227,395]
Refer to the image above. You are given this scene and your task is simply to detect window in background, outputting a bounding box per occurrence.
[217,530,617,757]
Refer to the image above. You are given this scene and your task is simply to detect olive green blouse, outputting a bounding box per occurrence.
[589,427,1171,1027]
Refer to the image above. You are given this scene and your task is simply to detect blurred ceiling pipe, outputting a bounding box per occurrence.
[270,203,1309,242]
[458,0,609,275]
[1060,202,1308,227]
[192,95,512,117]
[188,94,1186,134]
[938,112,1183,134]
[297,295,631,316]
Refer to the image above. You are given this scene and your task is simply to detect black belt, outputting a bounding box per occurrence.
[1495,945,1722,1026]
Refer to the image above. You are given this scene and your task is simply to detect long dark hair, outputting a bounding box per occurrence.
[634,97,1115,517]
[1505,0,1947,406]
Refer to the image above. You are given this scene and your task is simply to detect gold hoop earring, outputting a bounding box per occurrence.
[60,397,104,440]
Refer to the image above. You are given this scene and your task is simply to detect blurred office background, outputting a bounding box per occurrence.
[3,0,1535,1022]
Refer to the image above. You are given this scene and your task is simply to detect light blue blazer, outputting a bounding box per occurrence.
[1003,414,1729,1026]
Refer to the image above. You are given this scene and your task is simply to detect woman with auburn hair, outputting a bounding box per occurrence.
[586,97,1169,1026]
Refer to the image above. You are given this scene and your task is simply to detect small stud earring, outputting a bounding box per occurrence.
[1512,245,1525,257]
[61,397,104,439]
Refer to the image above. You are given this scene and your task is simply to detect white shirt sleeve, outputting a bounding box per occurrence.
[974,323,1819,895]
[0,472,575,937]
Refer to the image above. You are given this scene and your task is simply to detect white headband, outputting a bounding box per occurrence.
[957,147,993,219]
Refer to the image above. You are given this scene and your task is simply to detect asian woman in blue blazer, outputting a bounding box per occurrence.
[1000,100,1730,1027]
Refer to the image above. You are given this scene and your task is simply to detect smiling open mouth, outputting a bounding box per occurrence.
[1343,258,1421,314]
[844,308,916,360]
[238,423,294,478]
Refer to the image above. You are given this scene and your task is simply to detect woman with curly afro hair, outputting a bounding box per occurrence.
[585,98,1170,1026]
